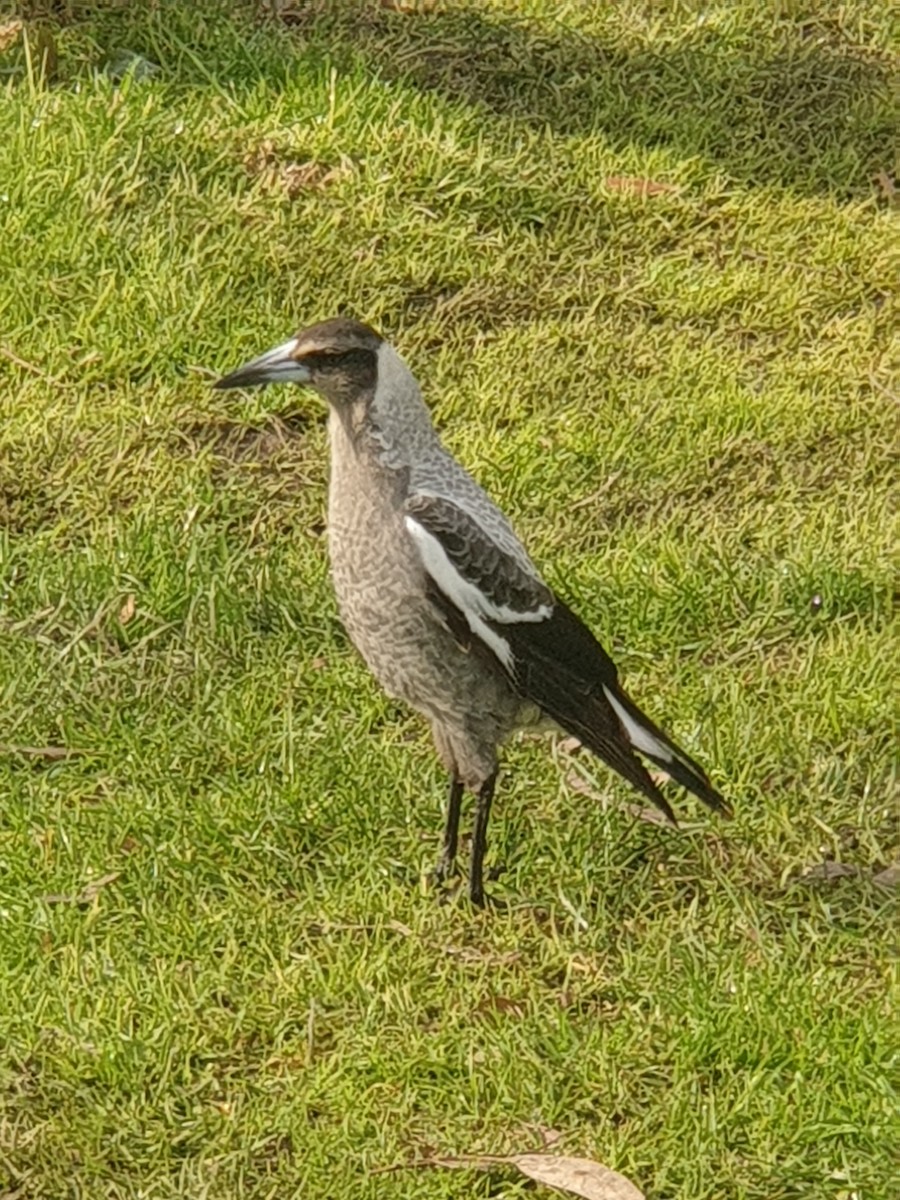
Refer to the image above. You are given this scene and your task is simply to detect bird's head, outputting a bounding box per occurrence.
[213,317,384,408]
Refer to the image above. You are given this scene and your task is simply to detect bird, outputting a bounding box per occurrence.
[213,317,731,906]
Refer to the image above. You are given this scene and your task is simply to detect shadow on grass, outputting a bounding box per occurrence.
[33,3,895,201]
[286,3,895,199]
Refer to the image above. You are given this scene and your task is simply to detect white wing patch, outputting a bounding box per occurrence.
[604,686,673,762]
[405,515,550,671]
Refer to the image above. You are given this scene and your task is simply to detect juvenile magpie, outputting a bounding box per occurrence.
[214,318,731,905]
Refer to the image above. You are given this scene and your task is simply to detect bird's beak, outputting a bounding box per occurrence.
[212,337,311,390]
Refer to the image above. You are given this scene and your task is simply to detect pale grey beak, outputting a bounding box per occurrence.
[213,337,311,390]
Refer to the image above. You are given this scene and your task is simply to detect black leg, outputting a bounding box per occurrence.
[433,775,464,885]
[468,771,498,907]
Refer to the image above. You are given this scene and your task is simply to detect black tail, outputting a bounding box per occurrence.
[603,684,732,818]
[498,595,731,823]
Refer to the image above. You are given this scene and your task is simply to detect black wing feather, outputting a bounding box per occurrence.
[406,495,729,820]
[405,493,552,615]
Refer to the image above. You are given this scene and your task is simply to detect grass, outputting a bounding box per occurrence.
[0,1,897,1196]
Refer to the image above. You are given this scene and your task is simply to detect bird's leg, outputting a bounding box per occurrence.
[468,770,498,907]
[433,775,464,885]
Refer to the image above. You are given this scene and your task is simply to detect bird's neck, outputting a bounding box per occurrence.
[333,345,440,472]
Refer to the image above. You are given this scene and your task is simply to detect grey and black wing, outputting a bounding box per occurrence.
[404,493,730,822]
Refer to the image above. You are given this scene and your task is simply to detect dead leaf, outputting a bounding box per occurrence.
[379,0,442,11]
[507,1155,644,1199]
[872,863,900,889]
[627,802,672,826]
[280,161,345,198]
[440,943,522,967]
[0,744,86,762]
[80,871,121,901]
[474,995,525,1020]
[118,593,136,625]
[799,862,860,882]
[874,170,896,201]
[0,19,23,53]
[243,141,349,199]
[515,1125,566,1152]
[565,771,595,798]
[558,736,583,754]
[43,871,121,906]
[604,176,679,197]
[377,1152,643,1198]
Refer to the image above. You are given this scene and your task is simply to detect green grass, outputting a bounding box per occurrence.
[0,1,897,1196]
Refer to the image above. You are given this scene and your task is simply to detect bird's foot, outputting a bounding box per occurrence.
[430,872,507,912]
[430,853,459,889]
[468,884,508,912]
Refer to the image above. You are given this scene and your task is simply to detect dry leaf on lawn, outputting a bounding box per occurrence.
[565,770,596,797]
[80,871,121,901]
[379,0,442,12]
[0,744,86,762]
[521,1125,565,1151]
[874,170,896,201]
[391,1152,644,1199]
[118,593,136,624]
[800,862,860,882]
[43,871,121,906]
[872,863,900,889]
[506,1154,644,1199]
[244,141,349,199]
[474,995,526,1020]
[0,19,23,52]
[604,176,679,197]
[558,736,583,754]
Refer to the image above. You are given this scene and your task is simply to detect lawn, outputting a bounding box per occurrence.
[0,1,897,1197]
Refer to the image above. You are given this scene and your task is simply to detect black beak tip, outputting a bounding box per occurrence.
[211,371,260,392]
